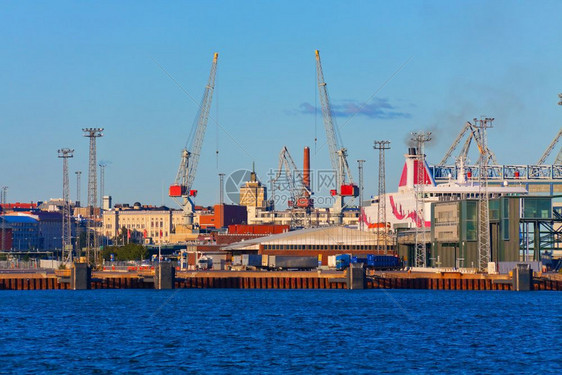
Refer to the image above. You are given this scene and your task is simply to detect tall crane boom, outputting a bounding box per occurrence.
[315,50,340,174]
[170,52,218,227]
[314,50,357,222]
[439,122,472,166]
[537,128,562,165]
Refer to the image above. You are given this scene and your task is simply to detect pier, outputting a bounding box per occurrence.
[1,269,560,291]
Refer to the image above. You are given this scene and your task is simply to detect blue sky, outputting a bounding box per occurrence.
[1,1,561,207]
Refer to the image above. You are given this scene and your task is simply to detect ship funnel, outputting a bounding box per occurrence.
[399,147,436,190]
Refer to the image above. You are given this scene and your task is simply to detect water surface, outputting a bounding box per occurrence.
[0,290,560,374]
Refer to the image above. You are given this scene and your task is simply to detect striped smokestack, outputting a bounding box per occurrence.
[303,146,310,196]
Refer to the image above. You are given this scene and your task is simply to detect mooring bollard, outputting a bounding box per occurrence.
[154,262,175,290]
[71,262,91,290]
[513,264,532,291]
[348,263,366,290]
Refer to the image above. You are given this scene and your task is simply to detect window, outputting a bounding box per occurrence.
[523,198,551,219]
[462,201,477,241]
[501,199,510,240]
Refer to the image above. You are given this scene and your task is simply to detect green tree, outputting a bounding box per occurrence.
[102,243,148,261]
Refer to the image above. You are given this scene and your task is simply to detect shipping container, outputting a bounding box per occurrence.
[268,256,318,270]
[241,254,263,267]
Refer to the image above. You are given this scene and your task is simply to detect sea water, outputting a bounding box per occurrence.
[0,289,560,374]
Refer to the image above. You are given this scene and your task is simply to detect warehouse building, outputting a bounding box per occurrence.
[397,195,557,268]
[224,225,395,265]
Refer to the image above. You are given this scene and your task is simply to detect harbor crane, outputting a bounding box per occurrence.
[537,128,562,165]
[169,52,218,227]
[271,146,312,210]
[315,50,358,223]
[438,120,498,168]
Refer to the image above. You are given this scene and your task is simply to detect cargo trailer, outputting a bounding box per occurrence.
[268,255,318,270]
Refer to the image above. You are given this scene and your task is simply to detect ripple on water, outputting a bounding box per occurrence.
[0,290,560,374]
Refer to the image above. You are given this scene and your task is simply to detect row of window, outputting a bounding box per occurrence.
[105,223,168,229]
[262,244,377,250]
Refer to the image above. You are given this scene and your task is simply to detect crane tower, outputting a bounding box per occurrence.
[170,52,218,227]
[83,128,103,264]
[58,148,74,263]
[315,50,358,223]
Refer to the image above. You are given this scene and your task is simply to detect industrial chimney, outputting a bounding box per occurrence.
[303,146,311,196]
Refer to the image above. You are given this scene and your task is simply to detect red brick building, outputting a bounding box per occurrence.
[199,204,247,229]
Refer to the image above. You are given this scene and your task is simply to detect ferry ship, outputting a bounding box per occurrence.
[361,147,527,231]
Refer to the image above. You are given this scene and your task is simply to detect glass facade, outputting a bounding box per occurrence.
[461,201,477,241]
[522,198,551,219]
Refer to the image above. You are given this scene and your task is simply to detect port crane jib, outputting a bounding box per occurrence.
[271,146,313,209]
[437,119,499,180]
[314,50,358,221]
[169,52,219,227]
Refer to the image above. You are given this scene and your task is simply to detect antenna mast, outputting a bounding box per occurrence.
[412,132,431,267]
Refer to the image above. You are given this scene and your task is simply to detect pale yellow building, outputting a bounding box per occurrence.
[239,171,268,209]
[246,206,359,227]
[102,206,197,245]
